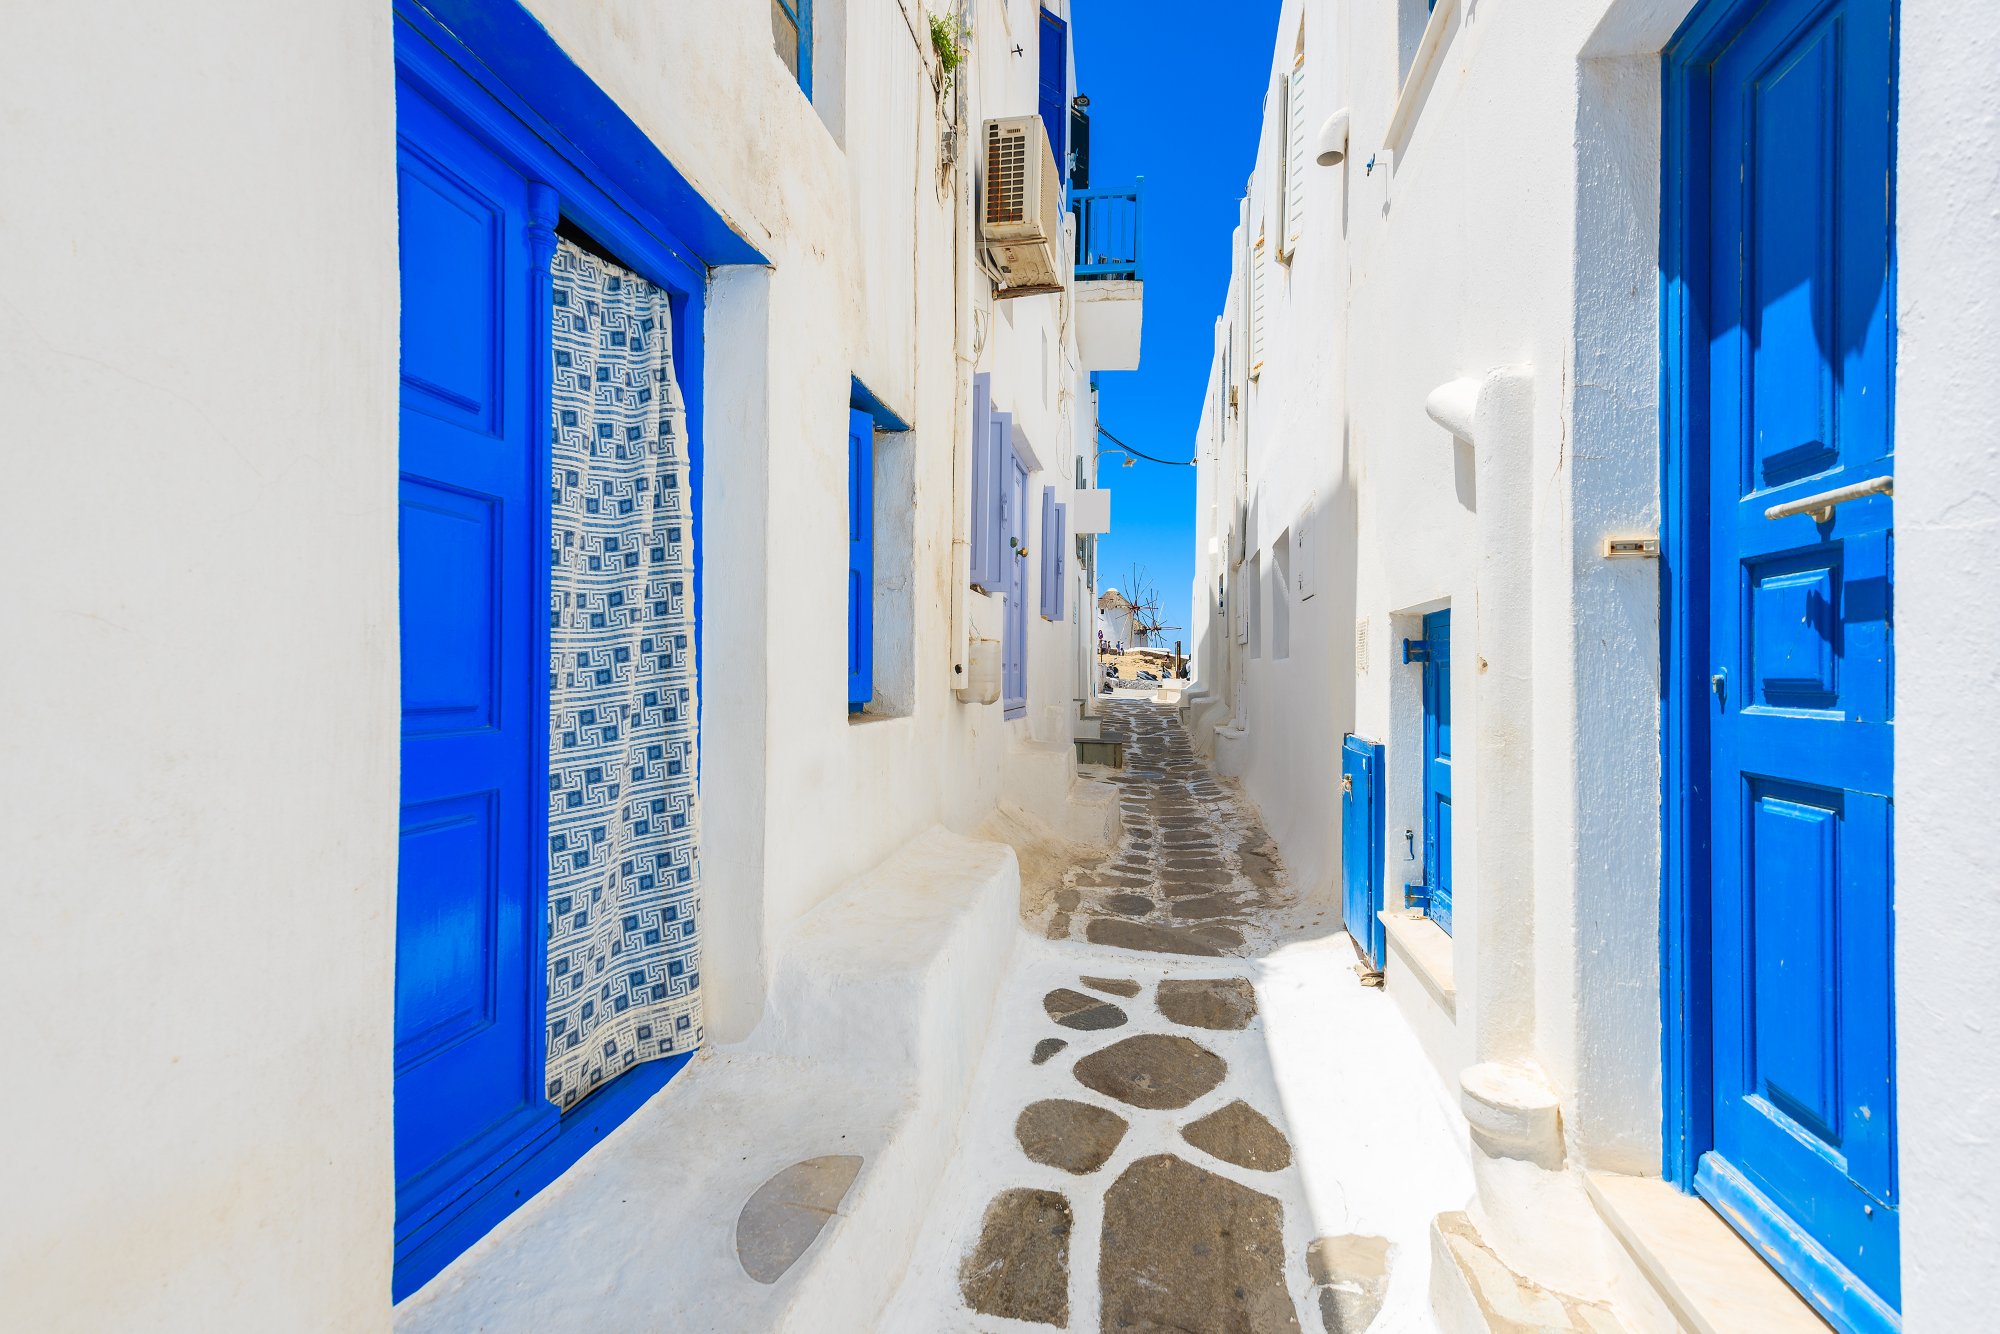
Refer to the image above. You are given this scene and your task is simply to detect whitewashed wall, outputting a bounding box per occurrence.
[0,3,401,1325]
[0,0,1107,1326]
[1894,3,2000,1327]
[1189,0,2000,1321]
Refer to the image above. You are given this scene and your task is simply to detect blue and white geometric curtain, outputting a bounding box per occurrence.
[545,238,702,1112]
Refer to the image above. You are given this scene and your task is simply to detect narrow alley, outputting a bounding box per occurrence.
[8,1,1996,1330]
[887,698,1480,1332]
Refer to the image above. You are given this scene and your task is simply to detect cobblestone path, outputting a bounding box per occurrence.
[881,699,1461,1333]
[1044,699,1293,957]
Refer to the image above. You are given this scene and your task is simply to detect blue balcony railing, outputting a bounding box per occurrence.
[1072,180,1144,282]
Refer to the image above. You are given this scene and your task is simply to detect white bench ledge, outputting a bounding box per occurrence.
[1379,909,1457,1019]
[1585,1172,1832,1334]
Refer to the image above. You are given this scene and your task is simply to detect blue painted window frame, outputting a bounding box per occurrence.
[846,379,909,712]
[390,0,762,1301]
[774,0,813,96]
[1661,5,1901,1330]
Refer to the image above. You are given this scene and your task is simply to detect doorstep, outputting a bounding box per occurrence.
[1584,1172,1832,1334]
[1379,909,1457,1019]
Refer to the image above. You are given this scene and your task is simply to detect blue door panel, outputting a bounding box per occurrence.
[394,75,556,1254]
[395,791,501,1067]
[1677,0,1899,1324]
[1341,736,1386,967]
[399,481,500,728]
[397,149,503,431]
[1421,610,1453,935]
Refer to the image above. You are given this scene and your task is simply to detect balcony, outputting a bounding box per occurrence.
[1072,182,1144,371]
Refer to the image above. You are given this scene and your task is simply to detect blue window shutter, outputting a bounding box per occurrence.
[975,411,1012,590]
[847,408,873,709]
[1038,9,1068,184]
[1048,486,1064,620]
[1053,501,1067,620]
[969,375,994,590]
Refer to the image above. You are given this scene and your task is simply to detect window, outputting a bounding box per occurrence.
[1281,38,1307,259]
[847,406,873,710]
[772,0,812,96]
[1271,534,1292,660]
[1397,0,1432,85]
[851,379,915,717]
[1248,227,1267,376]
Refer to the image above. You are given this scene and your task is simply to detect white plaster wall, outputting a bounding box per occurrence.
[2,0,1112,1323]
[1188,0,1680,1167]
[1893,2,2000,1326]
[1192,0,2000,1320]
[0,4,400,1326]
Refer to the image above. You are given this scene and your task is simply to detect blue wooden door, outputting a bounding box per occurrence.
[1341,735,1386,967]
[394,79,556,1261]
[1684,0,1898,1325]
[1003,449,1029,718]
[1421,610,1453,934]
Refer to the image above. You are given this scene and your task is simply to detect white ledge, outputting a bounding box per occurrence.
[1379,909,1456,1018]
[1424,377,1481,441]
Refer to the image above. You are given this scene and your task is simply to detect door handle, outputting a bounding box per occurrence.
[1341,774,1353,795]
[1763,475,1892,523]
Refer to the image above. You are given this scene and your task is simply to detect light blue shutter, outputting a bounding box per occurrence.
[974,411,1012,590]
[847,408,873,709]
[968,375,993,588]
[1039,486,1058,619]
[1052,501,1067,620]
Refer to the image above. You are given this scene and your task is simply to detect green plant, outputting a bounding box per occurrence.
[929,12,968,79]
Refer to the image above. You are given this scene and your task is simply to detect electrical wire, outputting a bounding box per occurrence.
[1096,423,1196,466]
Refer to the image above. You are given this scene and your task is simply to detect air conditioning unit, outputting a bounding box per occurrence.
[981,115,1065,298]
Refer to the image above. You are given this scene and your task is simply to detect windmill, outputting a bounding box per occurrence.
[1122,564,1178,648]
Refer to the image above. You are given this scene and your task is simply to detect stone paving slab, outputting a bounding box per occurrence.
[1100,1153,1302,1333]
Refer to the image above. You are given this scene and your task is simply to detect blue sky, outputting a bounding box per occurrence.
[1072,0,1281,644]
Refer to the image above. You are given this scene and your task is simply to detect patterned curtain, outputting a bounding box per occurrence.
[545,237,702,1112]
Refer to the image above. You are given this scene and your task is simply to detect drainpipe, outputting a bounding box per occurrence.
[947,0,975,699]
